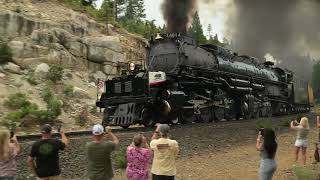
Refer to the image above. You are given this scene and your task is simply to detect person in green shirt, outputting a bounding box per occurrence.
[85,124,119,180]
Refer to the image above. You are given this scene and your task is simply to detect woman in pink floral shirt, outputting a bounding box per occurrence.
[126,134,152,180]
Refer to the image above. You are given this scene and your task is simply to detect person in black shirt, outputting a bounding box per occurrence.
[27,124,68,180]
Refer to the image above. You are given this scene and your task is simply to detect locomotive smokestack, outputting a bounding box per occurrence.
[161,0,197,33]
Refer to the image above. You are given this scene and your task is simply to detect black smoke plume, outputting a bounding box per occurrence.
[161,0,197,33]
[224,0,320,80]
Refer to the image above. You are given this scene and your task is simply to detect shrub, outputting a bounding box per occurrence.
[115,147,127,169]
[3,93,31,110]
[29,110,51,123]
[26,74,38,85]
[47,98,63,118]
[75,115,86,126]
[42,87,53,103]
[46,64,64,83]
[0,42,13,64]
[4,111,25,123]
[75,107,89,126]
[63,85,74,96]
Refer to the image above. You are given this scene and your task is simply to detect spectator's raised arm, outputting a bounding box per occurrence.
[60,129,69,146]
[106,127,119,146]
[290,120,298,129]
[10,135,21,155]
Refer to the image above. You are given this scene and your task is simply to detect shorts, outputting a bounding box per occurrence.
[295,139,308,147]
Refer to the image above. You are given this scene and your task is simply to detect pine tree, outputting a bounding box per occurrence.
[207,24,212,38]
[113,0,125,20]
[124,0,145,20]
[188,12,207,45]
[214,34,219,41]
[98,0,125,22]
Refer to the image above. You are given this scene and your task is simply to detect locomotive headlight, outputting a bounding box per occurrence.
[129,63,135,71]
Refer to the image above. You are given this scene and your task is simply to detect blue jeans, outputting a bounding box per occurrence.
[259,159,277,180]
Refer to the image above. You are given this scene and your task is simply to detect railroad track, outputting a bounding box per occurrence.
[17,117,268,141]
[17,111,311,141]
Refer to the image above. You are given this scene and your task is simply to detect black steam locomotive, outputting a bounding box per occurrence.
[96,33,311,128]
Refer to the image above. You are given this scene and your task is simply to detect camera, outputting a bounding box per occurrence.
[10,131,14,138]
[258,128,264,136]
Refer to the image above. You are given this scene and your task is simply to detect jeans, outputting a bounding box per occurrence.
[259,159,277,180]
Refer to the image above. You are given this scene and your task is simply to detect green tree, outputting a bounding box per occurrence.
[188,12,207,45]
[312,61,320,98]
[207,24,212,38]
[97,0,125,22]
[124,0,145,20]
[207,34,225,47]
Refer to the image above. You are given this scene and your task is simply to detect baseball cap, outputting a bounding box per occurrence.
[41,124,52,134]
[159,124,170,134]
[92,124,104,135]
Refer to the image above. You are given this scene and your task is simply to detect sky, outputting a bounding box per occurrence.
[95,0,226,40]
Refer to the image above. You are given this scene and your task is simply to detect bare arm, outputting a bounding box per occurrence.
[108,132,119,146]
[290,121,298,129]
[27,156,37,176]
[151,124,160,140]
[317,116,320,128]
[10,135,21,154]
[60,130,69,146]
[105,127,119,147]
[256,134,263,151]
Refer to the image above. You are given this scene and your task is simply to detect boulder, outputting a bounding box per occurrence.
[34,63,49,79]
[73,87,91,99]
[83,36,125,63]
[3,62,22,74]
[35,63,49,73]
[0,73,6,78]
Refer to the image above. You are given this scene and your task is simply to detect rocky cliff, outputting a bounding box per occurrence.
[0,0,148,131]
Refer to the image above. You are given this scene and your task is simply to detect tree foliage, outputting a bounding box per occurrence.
[188,12,207,45]
[124,0,145,20]
[46,64,64,83]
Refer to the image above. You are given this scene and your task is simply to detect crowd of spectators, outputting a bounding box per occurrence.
[0,115,319,180]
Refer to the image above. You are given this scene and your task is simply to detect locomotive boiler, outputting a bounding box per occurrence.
[96,33,312,128]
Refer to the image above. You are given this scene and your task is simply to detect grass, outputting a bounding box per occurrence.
[292,165,320,180]
[115,147,127,169]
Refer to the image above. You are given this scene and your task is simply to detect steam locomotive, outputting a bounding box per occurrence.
[96,33,312,128]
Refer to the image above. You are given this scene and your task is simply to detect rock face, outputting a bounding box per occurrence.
[3,62,21,74]
[0,0,147,78]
